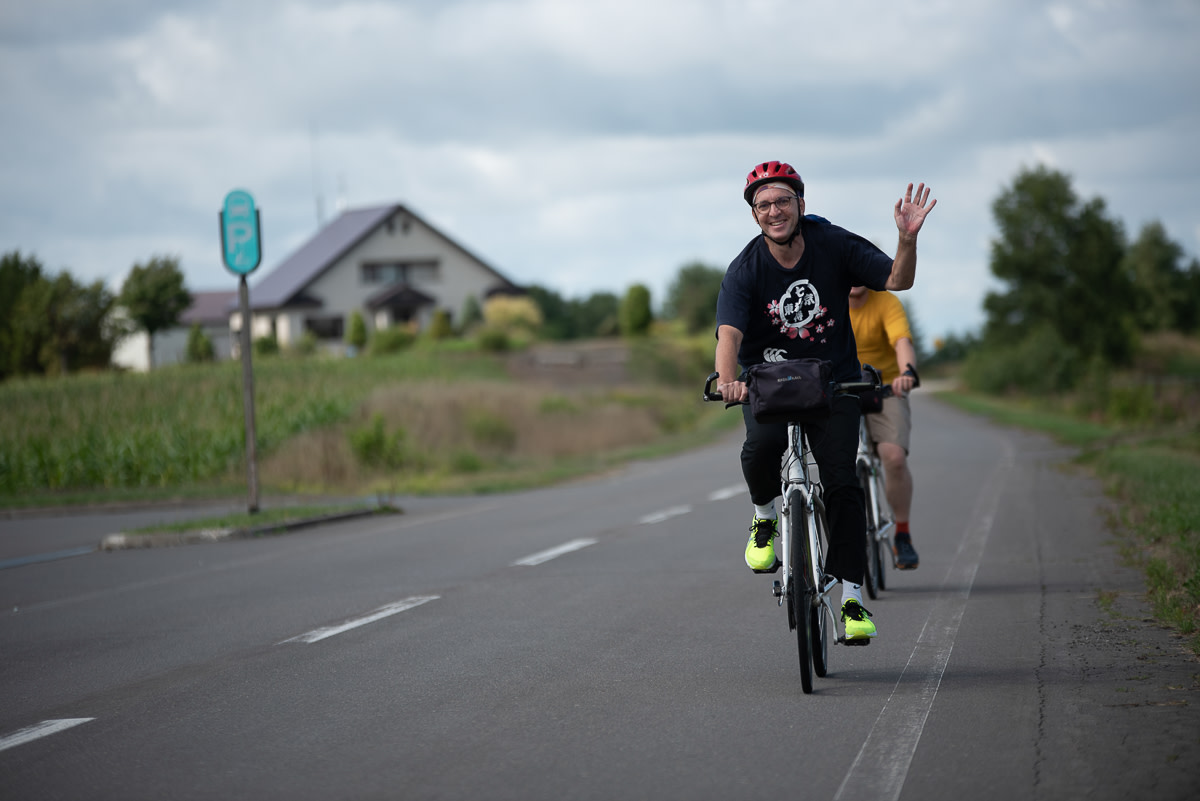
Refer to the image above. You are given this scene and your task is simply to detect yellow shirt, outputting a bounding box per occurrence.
[849,290,912,383]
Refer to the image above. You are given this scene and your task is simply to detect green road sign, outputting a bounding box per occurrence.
[220,189,262,275]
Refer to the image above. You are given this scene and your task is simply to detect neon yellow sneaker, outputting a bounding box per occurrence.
[744,517,779,573]
[841,600,876,641]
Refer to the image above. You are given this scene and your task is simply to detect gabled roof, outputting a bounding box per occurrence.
[182,290,237,324]
[241,203,520,312]
[245,205,398,311]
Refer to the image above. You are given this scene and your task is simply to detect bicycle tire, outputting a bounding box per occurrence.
[874,529,888,592]
[811,505,830,677]
[874,468,889,591]
[860,466,879,601]
[788,491,815,694]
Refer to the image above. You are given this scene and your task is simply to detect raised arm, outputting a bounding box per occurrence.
[884,182,937,292]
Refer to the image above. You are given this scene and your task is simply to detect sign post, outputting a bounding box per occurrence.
[220,189,263,514]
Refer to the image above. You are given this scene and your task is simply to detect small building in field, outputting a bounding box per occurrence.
[231,203,522,352]
[111,289,237,371]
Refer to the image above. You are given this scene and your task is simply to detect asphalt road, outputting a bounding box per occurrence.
[1,395,1197,801]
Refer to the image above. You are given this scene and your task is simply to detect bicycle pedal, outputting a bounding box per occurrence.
[843,638,872,647]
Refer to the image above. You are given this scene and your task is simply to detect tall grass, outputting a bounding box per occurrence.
[0,348,508,495]
[0,340,734,502]
[261,379,727,495]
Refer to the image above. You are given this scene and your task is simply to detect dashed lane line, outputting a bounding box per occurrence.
[279,595,441,644]
[0,719,94,753]
[511,538,598,567]
[638,505,692,525]
[707,485,745,502]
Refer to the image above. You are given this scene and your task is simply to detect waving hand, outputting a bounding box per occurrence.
[894,183,936,239]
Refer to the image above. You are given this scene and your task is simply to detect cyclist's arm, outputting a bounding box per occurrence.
[883,235,917,291]
[884,182,936,291]
[715,325,748,403]
[891,337,918,396]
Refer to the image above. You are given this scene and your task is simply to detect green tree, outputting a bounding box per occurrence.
[575,291,620,338]
[1121,221,1200,333]
[526,285,575,340]
[664,262,724,334]
[1124,222,1183,332]
[1176,258,1200,333]
[619,284,653,338]
[983,165,1134,369]
[0,251,44,379]
[185,323,215,363]
[428,308,454,340]
[346,310,368,350]
[118,255,192,370]
[11,272,119,375]
[459,294,483,333]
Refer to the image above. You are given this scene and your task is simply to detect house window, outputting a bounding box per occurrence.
[361,260,439,285]
[305,316,344,340]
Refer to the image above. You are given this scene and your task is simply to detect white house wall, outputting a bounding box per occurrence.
[112,325,232,371]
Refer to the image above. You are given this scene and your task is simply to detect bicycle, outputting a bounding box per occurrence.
[704,367,881,694]
[858,363,919,600]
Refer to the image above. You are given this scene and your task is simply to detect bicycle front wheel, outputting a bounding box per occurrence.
[788,491,815,694]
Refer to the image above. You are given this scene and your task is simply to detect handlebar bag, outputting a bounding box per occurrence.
[744,358,833,424]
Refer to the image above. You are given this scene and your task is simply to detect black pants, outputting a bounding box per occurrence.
[740,395,867,586]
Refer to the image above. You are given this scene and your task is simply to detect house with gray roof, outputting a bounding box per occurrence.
[232,203,522,350]
[112,289,237,371]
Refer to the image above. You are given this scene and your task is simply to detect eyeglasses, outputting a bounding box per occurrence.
[753,195,798,215]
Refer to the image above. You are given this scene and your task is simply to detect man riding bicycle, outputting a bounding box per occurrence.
[848,285,921,570]
[714,161,936,642]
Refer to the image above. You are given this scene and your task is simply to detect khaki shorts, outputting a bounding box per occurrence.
[864,394,911,454]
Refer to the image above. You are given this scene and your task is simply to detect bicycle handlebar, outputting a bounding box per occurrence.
[702,369,884,404]
[701,362,920,404]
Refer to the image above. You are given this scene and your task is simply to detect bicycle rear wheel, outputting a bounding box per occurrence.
[874,470,890,591]
[860,466,880,601]
[788,492,815,694]
[811,506,830,677]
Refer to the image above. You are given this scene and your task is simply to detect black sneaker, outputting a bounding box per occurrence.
[894,537,919,570]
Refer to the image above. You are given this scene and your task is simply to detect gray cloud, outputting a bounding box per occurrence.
[1,0,1198,340]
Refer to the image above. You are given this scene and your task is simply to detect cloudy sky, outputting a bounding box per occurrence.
[2,0,1197,341]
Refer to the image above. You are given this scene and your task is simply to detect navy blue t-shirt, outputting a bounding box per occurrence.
[715,216,893,382]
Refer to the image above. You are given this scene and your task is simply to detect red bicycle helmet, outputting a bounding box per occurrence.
[743,161,804,205]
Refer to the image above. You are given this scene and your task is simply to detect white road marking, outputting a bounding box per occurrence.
[0,719,94,753]
[280,595,440,644]
[834,444,1015,801]
[708,485,745,502]
[511,538,597,566]
[637,506,691,525]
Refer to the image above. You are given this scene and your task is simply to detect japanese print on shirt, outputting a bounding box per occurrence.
[764,279,834,362]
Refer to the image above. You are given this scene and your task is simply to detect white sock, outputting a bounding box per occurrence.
[753,501,776,520]
[841,582,863,608]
